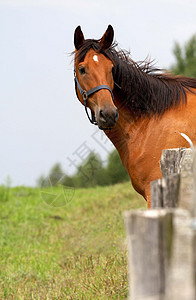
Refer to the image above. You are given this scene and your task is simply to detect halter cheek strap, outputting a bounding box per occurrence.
[74,71,114,125]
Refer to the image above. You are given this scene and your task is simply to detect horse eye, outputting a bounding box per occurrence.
[79,66,86,75]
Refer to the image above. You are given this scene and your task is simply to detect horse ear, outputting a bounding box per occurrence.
[100,25,114,49]
[74,26,84,50]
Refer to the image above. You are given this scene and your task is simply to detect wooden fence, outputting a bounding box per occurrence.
[124,147,196,300]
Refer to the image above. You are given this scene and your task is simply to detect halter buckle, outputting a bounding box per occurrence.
[83,91,88,100]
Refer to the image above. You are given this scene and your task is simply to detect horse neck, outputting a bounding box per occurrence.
[104,93,142,164]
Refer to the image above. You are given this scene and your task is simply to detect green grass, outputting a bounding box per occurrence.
[0,182,146,299]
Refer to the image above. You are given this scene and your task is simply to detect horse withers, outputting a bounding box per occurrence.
[73,25,196,208]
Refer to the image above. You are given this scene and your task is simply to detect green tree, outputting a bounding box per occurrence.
[38,163,65,187]
[171,34,196,78]
[37,175,45,187]
[62,175,76,187]
[74,152,108,188]
[106,149,129,184]
[48,163,65,186]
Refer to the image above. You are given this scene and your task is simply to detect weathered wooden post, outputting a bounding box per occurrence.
[151,148,192,208]
[160,148,186,176]
[165,209,196,300]
[178,148,194,211]
[124,209,173,300]
[151,174,180,208]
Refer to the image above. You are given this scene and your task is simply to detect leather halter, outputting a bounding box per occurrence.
[74,70,114,125]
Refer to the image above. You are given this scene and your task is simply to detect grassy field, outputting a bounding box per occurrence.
[0,182,146,299]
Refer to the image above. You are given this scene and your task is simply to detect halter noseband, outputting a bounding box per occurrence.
[74,70,114,125]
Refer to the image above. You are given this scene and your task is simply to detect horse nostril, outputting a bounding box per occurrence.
[99,109,106,121]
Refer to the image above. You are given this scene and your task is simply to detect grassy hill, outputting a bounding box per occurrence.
[0,182,146,299]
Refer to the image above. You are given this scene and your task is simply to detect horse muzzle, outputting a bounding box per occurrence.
[96,106,119,130]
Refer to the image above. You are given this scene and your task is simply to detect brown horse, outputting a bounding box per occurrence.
[73,25,196,207]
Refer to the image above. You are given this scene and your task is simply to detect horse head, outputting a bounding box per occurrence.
[74,25,118,130]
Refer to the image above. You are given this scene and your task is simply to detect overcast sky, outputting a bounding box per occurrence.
[1,0,196,186]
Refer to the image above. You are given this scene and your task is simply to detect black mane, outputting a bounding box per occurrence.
[74,39,196,116]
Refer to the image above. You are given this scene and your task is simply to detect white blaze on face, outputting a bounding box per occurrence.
[93,55,99,63]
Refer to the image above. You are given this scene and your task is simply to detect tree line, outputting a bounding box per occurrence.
[37,149,130,188]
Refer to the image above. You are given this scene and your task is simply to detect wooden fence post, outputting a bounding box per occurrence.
[151,174,180,208]
[124,209,173,300]
[151,148,192,208]
[160,148,186,176]
[178,148,194,211]
[165,209,196,300]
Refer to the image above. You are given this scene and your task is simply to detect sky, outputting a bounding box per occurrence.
[0,0,196,186]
